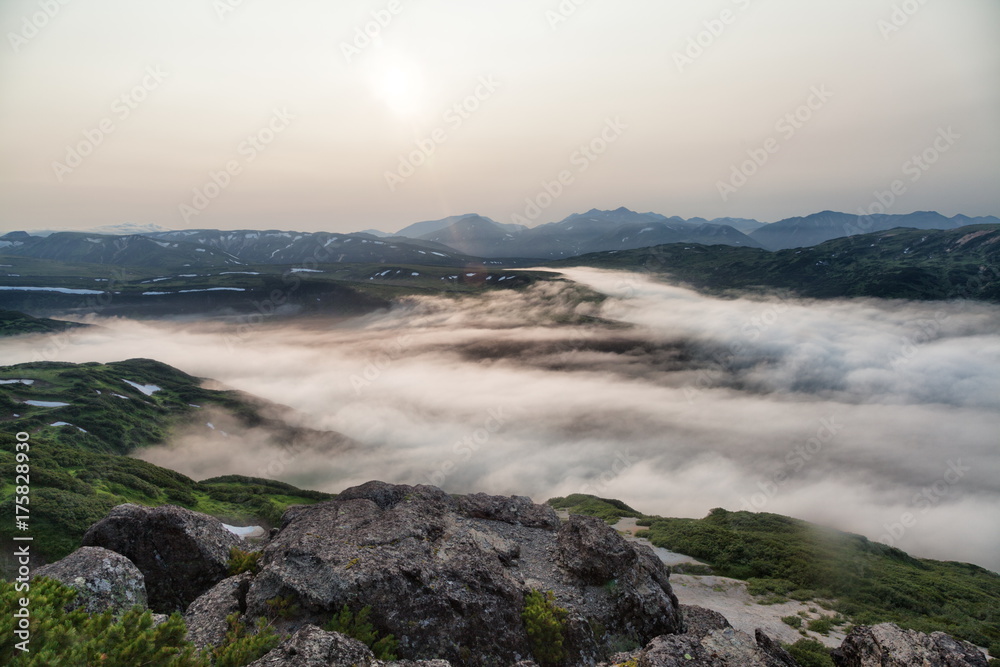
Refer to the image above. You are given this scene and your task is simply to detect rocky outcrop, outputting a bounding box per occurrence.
[184,573,253,649]
[33,546,147,615]
[67,485,992,667]
[245,481,683,666]
[82,503,245,612]
[247,625,382,667]
[832,623,988,667]
[246,625,453,667]
[602,606,801,667]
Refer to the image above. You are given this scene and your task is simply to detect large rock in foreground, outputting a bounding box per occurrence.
[602,605,801,667]
[184,573,253,649]
[246,625,453,667]
[82,503,244,612]
[832,623,988,667]
[246,481,683,666]
[33,546,147,615]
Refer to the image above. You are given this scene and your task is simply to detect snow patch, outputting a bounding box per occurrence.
[0,286,104,295]
[121,379,161,396]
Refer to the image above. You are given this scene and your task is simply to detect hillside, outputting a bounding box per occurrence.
[0,359,345,568]
[548,495,1000,657]
[749,211,1000,250]
[0,232,242,269]
[553,225,1000,301]
[0,310,87,337]
[147,229,477,266]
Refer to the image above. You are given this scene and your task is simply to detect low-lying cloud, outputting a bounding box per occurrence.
[1,269,998,571]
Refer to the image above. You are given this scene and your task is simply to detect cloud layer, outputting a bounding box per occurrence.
[2,269,998,570]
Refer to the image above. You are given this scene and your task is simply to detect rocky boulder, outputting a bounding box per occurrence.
[832,623,988,666]
[184,573,253,649]
[245,481,683,666]
[602,606,801,667]
[246,625,453,667]
[33,546,146,615]
[82,503,245,612]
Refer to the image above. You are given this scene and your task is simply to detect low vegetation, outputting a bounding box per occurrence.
[226,548,262,576]
[521,589,569,667]
[634,508,1000,654]
[0,359,335,573]
[783,638,834,667]
[323,604,399,661]
[0,311,86,338]
[0,577,278,666]
[547,494,643,524]
[555,225,1000,302]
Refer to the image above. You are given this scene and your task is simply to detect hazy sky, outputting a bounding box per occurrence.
[1,0,998,233]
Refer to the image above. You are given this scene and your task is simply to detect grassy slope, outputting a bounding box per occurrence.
[0,359,334,573]
[0,311,87,337]
[552,225,1000,301]
[547,496,1000,654]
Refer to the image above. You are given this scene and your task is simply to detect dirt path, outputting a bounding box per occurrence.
[611,517,846,648]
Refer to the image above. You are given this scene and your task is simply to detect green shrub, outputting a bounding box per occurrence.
[0,577,201,666]
[784,638,834,667]
[0,577,281,667]
[264,596,300,621]
[782,615,803,628]
[209,613,280,667]
[227,547,262,576]
[807,617,834,635]
[521,589,569,667]
[165,487,197,507]
[323,604,398,660]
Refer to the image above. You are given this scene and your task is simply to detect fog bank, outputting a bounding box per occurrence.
[1,269,997,570]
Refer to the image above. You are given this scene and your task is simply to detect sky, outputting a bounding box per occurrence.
[1,268,998,570]
[1,0,998,233]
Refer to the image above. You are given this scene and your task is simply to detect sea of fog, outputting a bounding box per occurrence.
[2,268,998,571]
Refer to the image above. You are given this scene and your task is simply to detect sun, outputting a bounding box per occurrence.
[372,63,426,119]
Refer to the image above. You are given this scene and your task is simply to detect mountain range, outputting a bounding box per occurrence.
[8,210,997,263]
